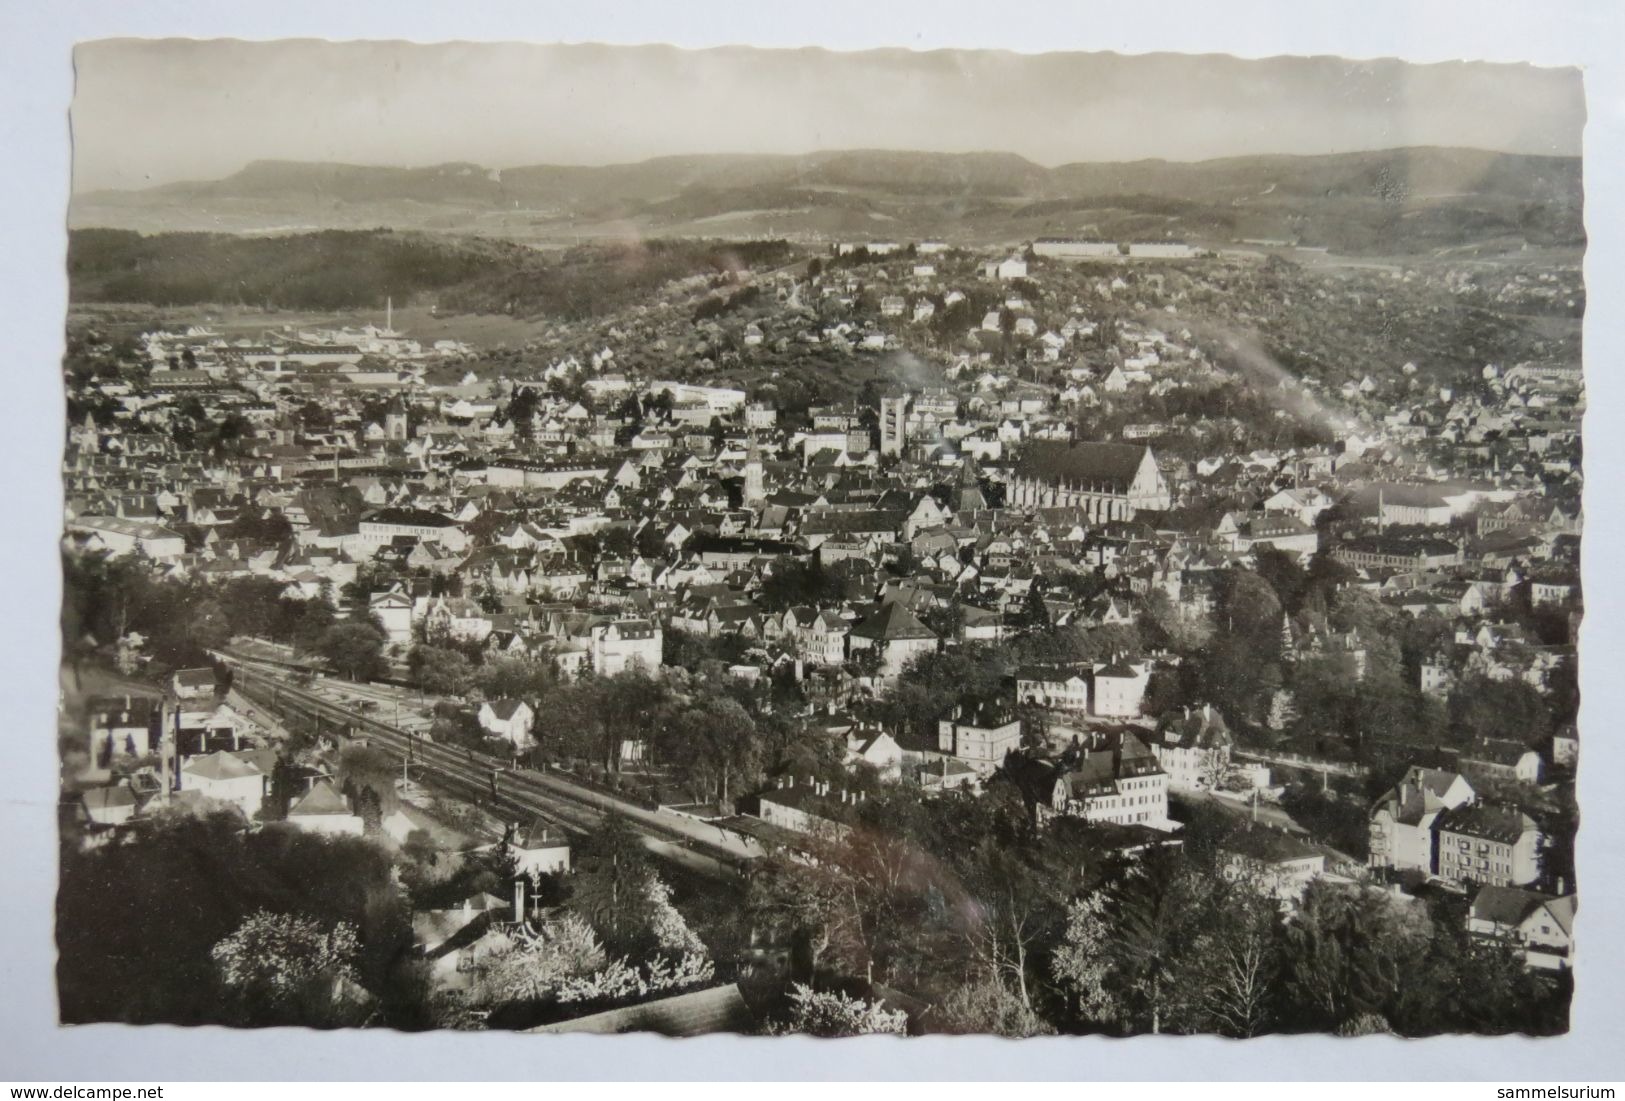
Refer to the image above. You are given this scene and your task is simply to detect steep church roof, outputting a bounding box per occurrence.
[1015,441,1150,492]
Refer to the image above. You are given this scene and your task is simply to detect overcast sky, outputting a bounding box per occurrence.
[70,39,1585,193]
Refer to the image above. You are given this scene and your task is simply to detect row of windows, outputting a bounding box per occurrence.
[1100,811,1154,824]
[1088,793,1164,811]
[1454,838,1512,858]
[1448,853,1514,876]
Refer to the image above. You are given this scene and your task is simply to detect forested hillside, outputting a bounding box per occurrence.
[67,229,796,318]
[68,229,514,310]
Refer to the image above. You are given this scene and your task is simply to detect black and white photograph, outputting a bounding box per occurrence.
[52,34,1587,1043]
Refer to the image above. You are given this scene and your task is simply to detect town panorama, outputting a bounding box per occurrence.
[60,144,1583,1036]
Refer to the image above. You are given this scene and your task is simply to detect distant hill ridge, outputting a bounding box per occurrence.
[71,146,1583,252]
[88,146,1579,207]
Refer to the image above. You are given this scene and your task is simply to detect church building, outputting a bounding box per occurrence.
[1005,441,1171,521]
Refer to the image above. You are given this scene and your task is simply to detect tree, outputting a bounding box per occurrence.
[335,743,400,826]
[317,622,386,681]
[745,816,965,987]
[552,952,714,1007]
[665,694,762,807]
[958,840,1079,1011]
[1017,583,1052,630]
[59,793,416,1028]
[470,915,607,1006]
[1216,568,1285,654]
[210,910,366,1024]
[644,875,708,957]
[1187,882,1281,1037]
[1196,635,1282,726]
[933,975,1056,1036]
[401,828,439,872]
[551,670,670,772]
[1050,893,1114,1022]
[1049,854,1221,1034]
[1336,1011,1392,1037]
[1290,652,1363,738]
[1448,674,1553,746]
[1252,546,1309,612]
[408,644,474,696]
[768,983,908,1037]
[475,655,557,703]
[568,813,655,948]
[1281,879,1434,1031]
[757,558,846,612]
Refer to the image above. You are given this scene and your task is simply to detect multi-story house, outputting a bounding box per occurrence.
[1369,766,1476,874]
[1151,703,1232,792]
[1220,827,1326,904]
[1091,658,1151,717]
[1432,803,1542,889]
[357,506,467,552]
[936,703,1023,777]
[846,602,937,679]
[1031,732,1171,830]
[1014,663,1090,712]
[589,618,663,676]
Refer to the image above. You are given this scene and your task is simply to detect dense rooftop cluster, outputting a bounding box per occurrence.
[57,234,1579,1036]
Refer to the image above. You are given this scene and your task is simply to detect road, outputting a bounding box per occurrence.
[215,649,763,878]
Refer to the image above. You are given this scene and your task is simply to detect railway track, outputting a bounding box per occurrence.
[218,652,757,879]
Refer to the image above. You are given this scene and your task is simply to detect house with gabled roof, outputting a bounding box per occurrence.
[1152,703,1233,792]
[512,819,571,878]
[178,750,267,820]
[845,727,903,781]
[1369,766,1476,875]
[847,601,937,679]
[1469,886,1575,971]
[478,698,535,750]
[1011,729,1173,830]
[286,779,364,836]
[81,783,140,828]
[412,891,514,992]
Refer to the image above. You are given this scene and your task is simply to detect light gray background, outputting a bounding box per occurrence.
[2,0,1620,1081]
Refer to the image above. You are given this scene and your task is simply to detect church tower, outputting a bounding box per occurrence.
[383,396,409,442]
